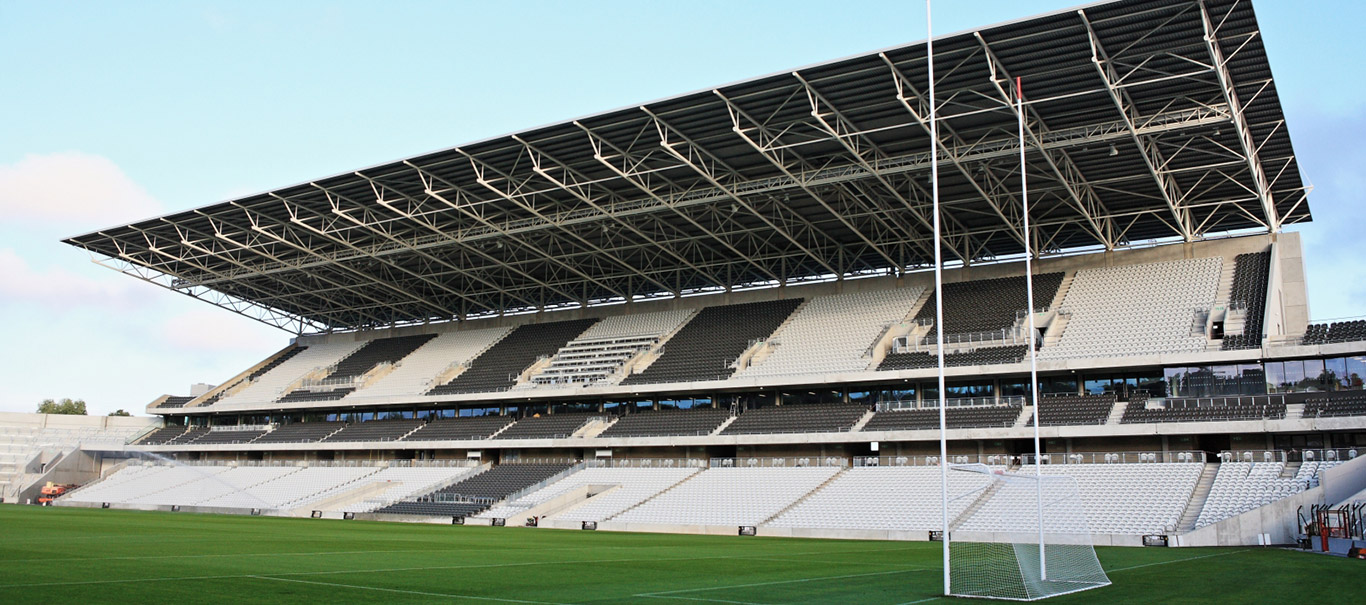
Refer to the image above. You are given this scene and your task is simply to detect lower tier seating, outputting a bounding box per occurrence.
[611,466,840,527]
[720,403,868,435]
[479,466,700,522]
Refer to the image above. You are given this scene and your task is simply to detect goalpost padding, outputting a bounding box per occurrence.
[946,464,1110,601]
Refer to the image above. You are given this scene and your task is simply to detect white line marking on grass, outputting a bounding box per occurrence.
[1106,548,1251,573]
[0,548,921,590]
[638,595,767,605]
[249,575,569,605]
[891,597,942,604]
[636,569,928,597]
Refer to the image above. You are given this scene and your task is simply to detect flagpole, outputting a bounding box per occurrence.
[1017,76,1047,581]
[927,0,950,596]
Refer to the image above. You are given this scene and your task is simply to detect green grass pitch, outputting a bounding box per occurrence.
[0,506,1356,604]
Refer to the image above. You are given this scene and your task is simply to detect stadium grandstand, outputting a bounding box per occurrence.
[24,0,1366,558]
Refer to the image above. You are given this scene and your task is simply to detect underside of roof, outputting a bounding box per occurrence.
[65,0,1310,334]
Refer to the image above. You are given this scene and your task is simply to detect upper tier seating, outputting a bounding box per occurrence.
[915,273,1063,339]
[157,396,193,409]
[1302,320,1366,345]
[1222,251,1271,350]
[253,422,346,444]
[735,287,925,378]
[278,335,436,403]
[1303,391,1366,418]
[1028,394,1115,426]
[611,466,840,527]
[198,346,308,407]
[621,299,803,386]
[862,404,1022,431]
[878,345,1028,371]
[768,466,996,532]
[215,341,362,407]
[531,309,695,386]
[1040,257,1222,359]
[492,414,594,440]
[187,429,267,445]
[720,403,868,435]
[428,319,598,395]
[479,466,699,521]
[357,328,512,398]
[402,416,514,441]
[323,419,424,442]
[1122,395,1286,424]
[597,408,732,438]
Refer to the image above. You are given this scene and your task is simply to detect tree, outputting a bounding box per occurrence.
[37,398,88,415]
[108,409,131,417]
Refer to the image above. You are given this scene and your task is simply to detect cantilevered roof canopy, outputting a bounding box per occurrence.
[65,0,1309,334]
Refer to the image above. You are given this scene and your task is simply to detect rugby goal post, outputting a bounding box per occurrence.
[946,464,1111,601]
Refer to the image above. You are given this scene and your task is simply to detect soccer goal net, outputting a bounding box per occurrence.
[945,464,1110,601]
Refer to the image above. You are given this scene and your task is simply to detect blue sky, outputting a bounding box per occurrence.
[1,0,1363,415]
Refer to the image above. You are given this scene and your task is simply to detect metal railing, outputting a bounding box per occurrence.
[877,395,1025,412]
[1021,451,1205,465]
[709,456,847,468]
[586,458,706,469]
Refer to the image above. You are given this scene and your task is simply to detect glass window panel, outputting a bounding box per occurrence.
[1282,361,1305,392]
[1264,362,1285,394]
[1302,359,1325,391]
[1325,358,1348,391]
[1346,356,1366,390]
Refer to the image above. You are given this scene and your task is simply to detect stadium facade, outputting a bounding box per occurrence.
[40,0,1366,548]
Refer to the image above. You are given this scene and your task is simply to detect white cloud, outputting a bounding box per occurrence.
[159,308,282,353]
[0,248,152,308]
[0,152,162,227]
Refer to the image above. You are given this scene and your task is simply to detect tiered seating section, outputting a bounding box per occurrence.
[720,403,867,435]
[253,422,345,444]
[1030,394,1115,426]
[357,328,511,398]
[278,335,437,403]
[64,462,475,513]
[403,416,514,441]
[1303,320,1366,345]
[492,414,594,440]
[1043,463,1201,534]
[1196,461,1304,527]
[1122,396,1287,423]
[863,404,1022,431]
[429,319,597,395]
[1222,251,1270,350]
[1040,258,1221,359]
[378,463,572,517]
[766,466,991,533]
[215,341,361,407]
[530,310,694,386]
[597,408,731,438]
[917,273,1063,338]
[323,419,424,442]
[611,466,840,527]
[1303,391,1366,418]
[621,299,802,385]
[478,466,700,521]
[735,288,924,378]
[878,345,1028,371]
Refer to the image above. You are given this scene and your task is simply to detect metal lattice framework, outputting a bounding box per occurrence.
[65,0,1309,334]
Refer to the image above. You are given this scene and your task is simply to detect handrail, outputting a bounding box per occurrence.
[709,456,847,468]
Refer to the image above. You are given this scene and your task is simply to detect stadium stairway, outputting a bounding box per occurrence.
[849,409,876,432]
[1177,463,1220,532]
[760,467,847,525]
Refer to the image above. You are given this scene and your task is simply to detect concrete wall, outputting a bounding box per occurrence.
[0,412,158,431]
[1179,453,1366,547]
[1269,232,1309,336]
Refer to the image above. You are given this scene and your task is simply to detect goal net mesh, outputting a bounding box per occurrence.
[946,464,1110,600]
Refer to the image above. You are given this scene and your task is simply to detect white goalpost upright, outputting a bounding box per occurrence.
[927,2,1109,599]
